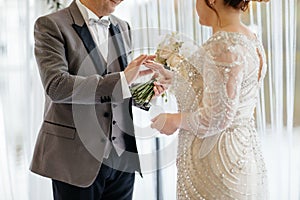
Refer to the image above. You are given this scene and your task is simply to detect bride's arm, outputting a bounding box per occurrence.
[149,40,246,138]
[179,42,246,138]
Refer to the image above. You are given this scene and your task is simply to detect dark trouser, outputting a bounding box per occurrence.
[52,148,136,200]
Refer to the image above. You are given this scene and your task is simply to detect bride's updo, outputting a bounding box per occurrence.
[224,0,270,11]
[205,0,270,12]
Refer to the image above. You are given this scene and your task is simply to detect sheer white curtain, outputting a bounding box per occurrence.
[250,1,300,199]
[0,0,40,199]
[0,0,63,199]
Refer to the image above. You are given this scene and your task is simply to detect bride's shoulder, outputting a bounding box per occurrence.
[205,31,239,45]
[199,31,256,65]
[204,30,257,47]
[203,31,256,55]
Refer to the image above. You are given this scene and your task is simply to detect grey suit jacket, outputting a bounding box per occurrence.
[30,1,140,187]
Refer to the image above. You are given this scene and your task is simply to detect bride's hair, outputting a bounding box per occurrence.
[225,0,270,11]
[205,0,270,12]
[203,0,269,27]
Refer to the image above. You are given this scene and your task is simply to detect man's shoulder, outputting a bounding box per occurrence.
[43,9,69,19]
[35,6,72,25]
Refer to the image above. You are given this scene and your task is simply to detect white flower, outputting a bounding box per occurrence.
[155,32,183,67]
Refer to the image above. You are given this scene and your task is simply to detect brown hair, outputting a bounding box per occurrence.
[204,0,269,26]
[205,0,269,13]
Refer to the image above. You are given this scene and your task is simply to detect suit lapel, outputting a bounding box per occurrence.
[69,2,107,75]
[109,23,128,71]
[72,24,107,75]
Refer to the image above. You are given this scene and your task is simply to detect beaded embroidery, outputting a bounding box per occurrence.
[171,31,268,200]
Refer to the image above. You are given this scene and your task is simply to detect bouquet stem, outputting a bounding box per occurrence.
[130,80,155,111]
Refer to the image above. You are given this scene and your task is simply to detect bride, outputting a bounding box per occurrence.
[145,0,269,199]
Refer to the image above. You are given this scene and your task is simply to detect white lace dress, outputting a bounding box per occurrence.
[171,31,268,200]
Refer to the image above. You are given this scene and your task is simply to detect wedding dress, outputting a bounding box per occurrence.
[171,31,268,200]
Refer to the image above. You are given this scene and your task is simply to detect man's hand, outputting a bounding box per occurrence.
[124,54,156,85]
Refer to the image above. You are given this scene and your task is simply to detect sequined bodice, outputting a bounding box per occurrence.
[171,31,268,200]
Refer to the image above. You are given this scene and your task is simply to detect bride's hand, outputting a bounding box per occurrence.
[144,61,173,87]
[151,113,181,135]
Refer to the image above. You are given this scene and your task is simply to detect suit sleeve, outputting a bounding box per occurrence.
[34,16,124,104]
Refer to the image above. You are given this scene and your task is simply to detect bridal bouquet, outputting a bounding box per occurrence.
[130,33,183,111]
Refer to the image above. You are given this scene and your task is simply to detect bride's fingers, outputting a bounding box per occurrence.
[154,81,165,87]
[143,64,159,71]
[150,120,159,130]
[154,85,165,95]
[154,82,169,91]
[147,61,164,68]
[153,85,165,96]
[143,61,164,70]
[152,72,160,79]
[139,69,153,77]
[144,56,157,62]
[151,115,160,122]
[153,86,159,96]
[146,55,156,61]
[151,120,162,132]
[137,55,157,66]
[145,63,172,78]
[158,79,171,84]
[150,122,156,129]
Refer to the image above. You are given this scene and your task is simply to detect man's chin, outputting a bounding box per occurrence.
[107,8,115,15]
[108,3,118,12]
[103,7,115,16]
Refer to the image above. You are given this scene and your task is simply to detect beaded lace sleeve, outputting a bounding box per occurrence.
[181,35,246,139]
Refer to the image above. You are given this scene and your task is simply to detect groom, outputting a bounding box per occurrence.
[30,0,164,199]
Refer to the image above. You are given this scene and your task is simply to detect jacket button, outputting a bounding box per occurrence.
[112,120,116,125]
[111,136,116,140]
[103,112,110,118]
